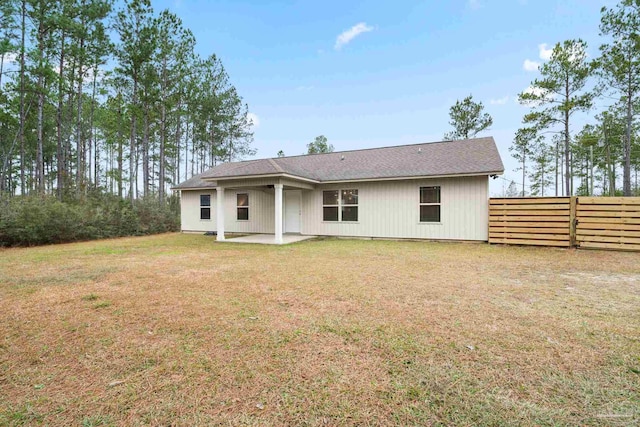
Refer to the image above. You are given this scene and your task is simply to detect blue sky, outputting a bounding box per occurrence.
[156,0,614,194]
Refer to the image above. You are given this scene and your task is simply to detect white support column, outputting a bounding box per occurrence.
[274,183,283,244]
[216,186,225,241]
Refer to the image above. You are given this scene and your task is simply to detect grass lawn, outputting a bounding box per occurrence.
[1,233,639,426]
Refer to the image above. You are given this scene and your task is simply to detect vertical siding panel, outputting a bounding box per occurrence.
[225,189,275,234]
[179,188,274,234]
[180,190,216,232]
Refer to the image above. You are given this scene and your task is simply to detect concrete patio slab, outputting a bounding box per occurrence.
[222,234,316,245]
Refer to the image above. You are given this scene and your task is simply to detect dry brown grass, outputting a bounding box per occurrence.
[1,233,639,426]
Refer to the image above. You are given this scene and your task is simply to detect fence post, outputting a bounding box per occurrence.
[569,196,577,248]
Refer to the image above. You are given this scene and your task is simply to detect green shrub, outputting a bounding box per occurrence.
[0,192,179,247]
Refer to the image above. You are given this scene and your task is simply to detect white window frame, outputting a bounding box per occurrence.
[419,186,441,223]
[237,193,249,221]
[322,189,358,222]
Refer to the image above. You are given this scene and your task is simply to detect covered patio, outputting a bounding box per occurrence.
[209,175,315,244]
[223,234,316,245]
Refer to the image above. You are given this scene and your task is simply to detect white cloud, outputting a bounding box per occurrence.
[490,96,509,105]
[519,85,552,106]
[247,112,260,128]
[334,22,374,50]
[538,43,553,61]
[523,59,539,72]
[523,86,547,97]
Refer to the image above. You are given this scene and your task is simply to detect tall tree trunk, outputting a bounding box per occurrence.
[541,163,545,197]
[185,115,189,181]
[56,31,66,199]
[624,73,633,196]
[521,153,526,197]
[129,79,138,203]
[174,98,182,187]
[19,0,26,194]
[36,16,46,195]
[605,144,613,196]
[117,102,123,198]
[555,140,559,197]
[89,65,98,189]
[159,98,166,203]
[564,78,570,197]
[75,32,86,197]
[0,54,6,192]
[142,104,149,197]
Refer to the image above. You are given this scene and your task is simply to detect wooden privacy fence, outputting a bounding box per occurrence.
[489,196,640,251]
[489,197,572,247]
[576,197,640,251]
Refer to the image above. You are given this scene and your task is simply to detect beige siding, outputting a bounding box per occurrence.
[181,176,489,240]
[225,189,275,233]
[180,189,274,233]
[180,190,216,232]
[300,176,489,241]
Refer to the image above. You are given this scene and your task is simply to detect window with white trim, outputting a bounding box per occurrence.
[237,193,249,220]
[419,186,440,222]
[200,194,211,220]
[323,189,358,222]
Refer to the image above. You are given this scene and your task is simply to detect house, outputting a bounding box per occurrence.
[173,137,504,243]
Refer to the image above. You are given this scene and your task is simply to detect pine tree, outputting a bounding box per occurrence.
[519,39,594,196]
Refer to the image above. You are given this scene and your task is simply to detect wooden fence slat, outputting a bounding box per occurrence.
[489,232,569,241]
[491,209,570,216]
[579,241,640,251]
[490,227,573,234]
[490,215,571,222]
[577,204,640,211]
[489,197,570,204]
[577,223,640,231]
[578,217,640,224]
[489,221,569,228]
[577,229,640,238]
[578,196,640,205]
[576,210,640,218]
[490,238,570,247]
[493,204,570,210]
[577,234,640,244]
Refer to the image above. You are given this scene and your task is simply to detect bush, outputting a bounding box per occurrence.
[0,192,180,247]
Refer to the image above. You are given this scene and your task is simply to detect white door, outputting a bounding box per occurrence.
[284,190,301,233]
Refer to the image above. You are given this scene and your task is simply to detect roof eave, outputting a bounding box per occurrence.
[202,172,320,184]
[171,186,218,191]
[318,171,504,184]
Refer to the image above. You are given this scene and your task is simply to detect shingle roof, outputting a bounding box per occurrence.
[172,171,214,189]
[174,137,503,189]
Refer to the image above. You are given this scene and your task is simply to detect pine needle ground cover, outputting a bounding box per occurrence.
[1,234,638,426]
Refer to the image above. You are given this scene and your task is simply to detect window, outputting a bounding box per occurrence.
[200,194,211,220]
[420,186,440,222]
[323,190,339,221]
[323,189,358,222]
[341,189,358,222]
[237,193,249,220]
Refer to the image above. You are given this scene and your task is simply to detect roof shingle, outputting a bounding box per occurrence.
[174,137,503,189]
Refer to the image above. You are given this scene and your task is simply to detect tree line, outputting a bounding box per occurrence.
[512,0,640,197]
[0,0,255,203]
[444,1,640,197]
